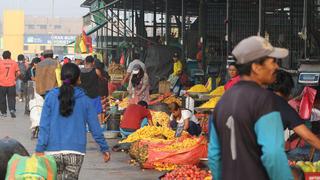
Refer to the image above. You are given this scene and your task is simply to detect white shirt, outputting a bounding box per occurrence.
[45,151,85,156]
[170,110,199,124]
[311,108,320,122]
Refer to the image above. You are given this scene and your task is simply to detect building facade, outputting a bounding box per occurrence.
[1,10,83,59]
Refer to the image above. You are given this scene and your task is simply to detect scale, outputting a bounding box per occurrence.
[298,73,320,85]
[297,59,320,86]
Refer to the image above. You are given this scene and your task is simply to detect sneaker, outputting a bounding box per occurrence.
[0,113,7,117]
[10,111,16,118]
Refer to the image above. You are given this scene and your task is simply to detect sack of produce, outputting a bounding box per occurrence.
[142,136,208,169]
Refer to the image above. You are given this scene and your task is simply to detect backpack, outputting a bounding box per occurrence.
[18,62,27,81]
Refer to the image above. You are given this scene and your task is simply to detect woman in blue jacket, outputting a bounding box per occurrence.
[35,63,110,179]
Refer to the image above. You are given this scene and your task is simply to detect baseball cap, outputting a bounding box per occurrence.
[232,36,288,64]
[132,64,141,74]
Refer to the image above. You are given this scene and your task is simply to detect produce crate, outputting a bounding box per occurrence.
[159,81,171,94]
[305,172,320,180]
[110,73,124,81]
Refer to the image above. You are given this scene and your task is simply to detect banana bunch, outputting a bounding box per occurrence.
[120,126,176,143]
[118,97,129,109]
[151,111,170,127]
[162,96,182,106]
[154,162,177,171]
[199,96,221,109]
[209,86,225,96]
[156,137,198,151]
[187,84,209,93]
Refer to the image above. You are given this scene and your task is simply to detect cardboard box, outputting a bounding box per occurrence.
[159,81,171,94]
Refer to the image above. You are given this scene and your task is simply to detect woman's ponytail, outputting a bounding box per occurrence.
[58,63,80,117]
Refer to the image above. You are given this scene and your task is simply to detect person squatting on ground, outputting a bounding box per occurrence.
[35,63,110,180]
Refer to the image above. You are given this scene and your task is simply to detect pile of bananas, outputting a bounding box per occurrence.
[154,162,177,171]
[187,84,209,93]
[120,126,175,143]
[151,111,170,127]
[199,96,221,109]
[162,96,182,106]
[209,86,225,96]
[156,137,199,151]
[118,97,129,109]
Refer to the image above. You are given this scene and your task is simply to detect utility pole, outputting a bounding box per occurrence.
[51,0,55,49]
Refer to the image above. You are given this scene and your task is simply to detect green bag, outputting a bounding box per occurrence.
[5,154,57,180]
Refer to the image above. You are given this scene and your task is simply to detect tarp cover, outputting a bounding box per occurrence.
[144,45,180,93]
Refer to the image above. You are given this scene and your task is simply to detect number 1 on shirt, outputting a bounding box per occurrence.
[226,116,237,160]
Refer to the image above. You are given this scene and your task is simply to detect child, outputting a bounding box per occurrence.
[35,63,110,179]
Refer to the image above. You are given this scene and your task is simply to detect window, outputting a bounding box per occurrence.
[40,46,46,51]
[24,45,29,51]
[54,25,62,29]
[27,25,35,29]
[39,25,47,29]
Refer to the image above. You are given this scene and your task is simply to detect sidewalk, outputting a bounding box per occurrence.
[0,101,162,179]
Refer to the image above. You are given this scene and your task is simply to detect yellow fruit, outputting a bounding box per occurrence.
[118,97,129,109]
[120,126,175,143]
[199,96,221,109]
[187,84,209,93]
[154,162,177,171]
[151,111,170,127]
[209,86,225,96]
[162,96,182,106]
[156,137,199,151]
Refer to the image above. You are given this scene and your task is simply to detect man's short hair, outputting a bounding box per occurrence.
[268,70,294,97]
[18,54,25,61]
[138,101,148,108]
[85,55,95,63]
[43,50,54,58]
[236,57,268,76]
[2,51,11,59]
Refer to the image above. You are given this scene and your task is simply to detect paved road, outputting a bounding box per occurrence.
[0,101,162,179]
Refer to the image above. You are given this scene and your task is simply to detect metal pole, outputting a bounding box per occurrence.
[117,8,120,45]
[132,0,134,43]
[51,0,55,49]
[258,0,262,36]
[111,8,114,48]
[153,0,157,38]
[181,0,185,60]
[124,0,127,41]
[226,0,230,58]
[165,0,169,45]
[303,0,308,59]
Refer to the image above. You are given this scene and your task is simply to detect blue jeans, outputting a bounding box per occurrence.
[120,118,148,138]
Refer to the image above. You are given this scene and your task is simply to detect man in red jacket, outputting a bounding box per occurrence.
[120,101,153,137]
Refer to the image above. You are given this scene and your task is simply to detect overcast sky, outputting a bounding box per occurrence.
[0,0,88,17]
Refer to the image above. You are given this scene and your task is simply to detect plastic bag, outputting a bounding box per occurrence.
[299,87,317,120]
[6,154,57,180]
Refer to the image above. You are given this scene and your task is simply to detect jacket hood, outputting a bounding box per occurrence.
[50,87,86,99]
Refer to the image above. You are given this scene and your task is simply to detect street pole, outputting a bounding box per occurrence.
[51,0,55,49]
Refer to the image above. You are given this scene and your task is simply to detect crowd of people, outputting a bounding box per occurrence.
[1,35,320,179]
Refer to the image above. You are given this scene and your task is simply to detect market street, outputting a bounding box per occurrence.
[0,101,162,180]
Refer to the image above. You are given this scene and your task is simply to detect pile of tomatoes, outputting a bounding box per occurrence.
[161,165,212,180]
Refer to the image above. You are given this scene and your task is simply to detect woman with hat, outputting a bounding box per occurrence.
[127,64,150,104]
